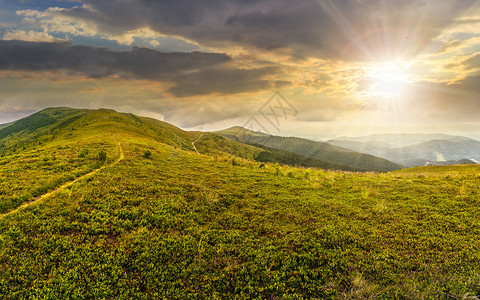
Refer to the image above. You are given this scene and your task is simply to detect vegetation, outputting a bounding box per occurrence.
[98,149,107,162]
[1,108,480,299]
[0,122,13,131]
[218,127,403,172]
[143,149,152,159]
[193,132,261,159]
[78,147,89,158]
[253,145,364,172]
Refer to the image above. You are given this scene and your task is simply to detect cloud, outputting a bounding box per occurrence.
[2,30,66,42]
[17,0,479,61]
[0,40,229,77]
[0,40,287,96]
[2,0,480,131]
[463,53,480,69]
[406,72,480,122]
[167,67,289,97]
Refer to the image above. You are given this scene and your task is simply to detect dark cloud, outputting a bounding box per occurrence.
[0,40,230,79]
[56,0,478,60]
[410,73,480,121]
[463,53,480,69]
[450,73,480,93]
[0,40,286,96]
[167,67,289,97]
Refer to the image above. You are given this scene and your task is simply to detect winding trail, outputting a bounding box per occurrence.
[0,138,124,220]
[192,134,204,154]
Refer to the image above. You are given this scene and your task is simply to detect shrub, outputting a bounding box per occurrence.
[78,148,89,158]
[98,149,107,161]
[143,150,152,159]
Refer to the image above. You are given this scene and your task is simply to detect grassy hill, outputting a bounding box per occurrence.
[1,108,480,298]
[0,108,259,214]
[252,145,365,172]
[0,122,13,131]
[217,127,402,172]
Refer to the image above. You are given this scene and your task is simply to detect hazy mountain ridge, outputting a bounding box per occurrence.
[330,133,473,148]
[328,134,480,167]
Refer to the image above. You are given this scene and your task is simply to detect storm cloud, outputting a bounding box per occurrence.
[0,40,230,79]
[51,0,479,60]
[167,67,289,97]
[0,40,286,96]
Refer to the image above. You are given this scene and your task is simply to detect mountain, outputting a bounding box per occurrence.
[2,108,480,298]
[388,139,480,166]
[0,107,258,160]
[253,145,365,172]
[0,122,13,130]
[217,127,402,172]
[328,134,480,167]
[424,158,477,166]
[330,133,471,148]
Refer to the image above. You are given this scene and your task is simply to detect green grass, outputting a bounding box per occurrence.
[0,140,115,213]
[217,128,402,172]
[253,145,365,172]
[1,108,480,299]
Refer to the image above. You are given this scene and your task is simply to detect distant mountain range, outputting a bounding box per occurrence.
[328,134,480,167]
[217,127,402,172]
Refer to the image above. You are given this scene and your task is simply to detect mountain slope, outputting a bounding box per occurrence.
[252,145,365,171]
[0,122,13,131]
[0,108,261,213]
[218,127,402,172]
[329,134,480,167]
[2,108,480,298]
[387,139,480,165]
[0,108,261,159]
[330,133,470,148]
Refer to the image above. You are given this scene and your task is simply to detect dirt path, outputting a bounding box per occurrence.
[0,138,124,220]
[192,134,204,154]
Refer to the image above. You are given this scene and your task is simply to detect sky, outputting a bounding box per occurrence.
[0,0,479,140]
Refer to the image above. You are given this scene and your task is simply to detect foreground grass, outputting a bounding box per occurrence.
[1,130,480,299]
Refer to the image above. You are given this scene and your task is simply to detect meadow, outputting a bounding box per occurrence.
[1,109,480,299]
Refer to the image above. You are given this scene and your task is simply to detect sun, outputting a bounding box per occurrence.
[365,62,410,99]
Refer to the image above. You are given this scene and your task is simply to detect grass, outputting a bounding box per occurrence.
[217,128,402,172]
[0,108,480,299]
[0,139,117,214]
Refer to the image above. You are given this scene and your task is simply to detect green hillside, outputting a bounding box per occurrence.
[0,108,258,214]
[253,145,365,172]
[217,127,402,172]
[191,132,262,159]
[1,108,480,299]
[0,122,13,131]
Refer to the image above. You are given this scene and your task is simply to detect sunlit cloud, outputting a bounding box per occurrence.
[2,30,66,42]
[0,0,479,138]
